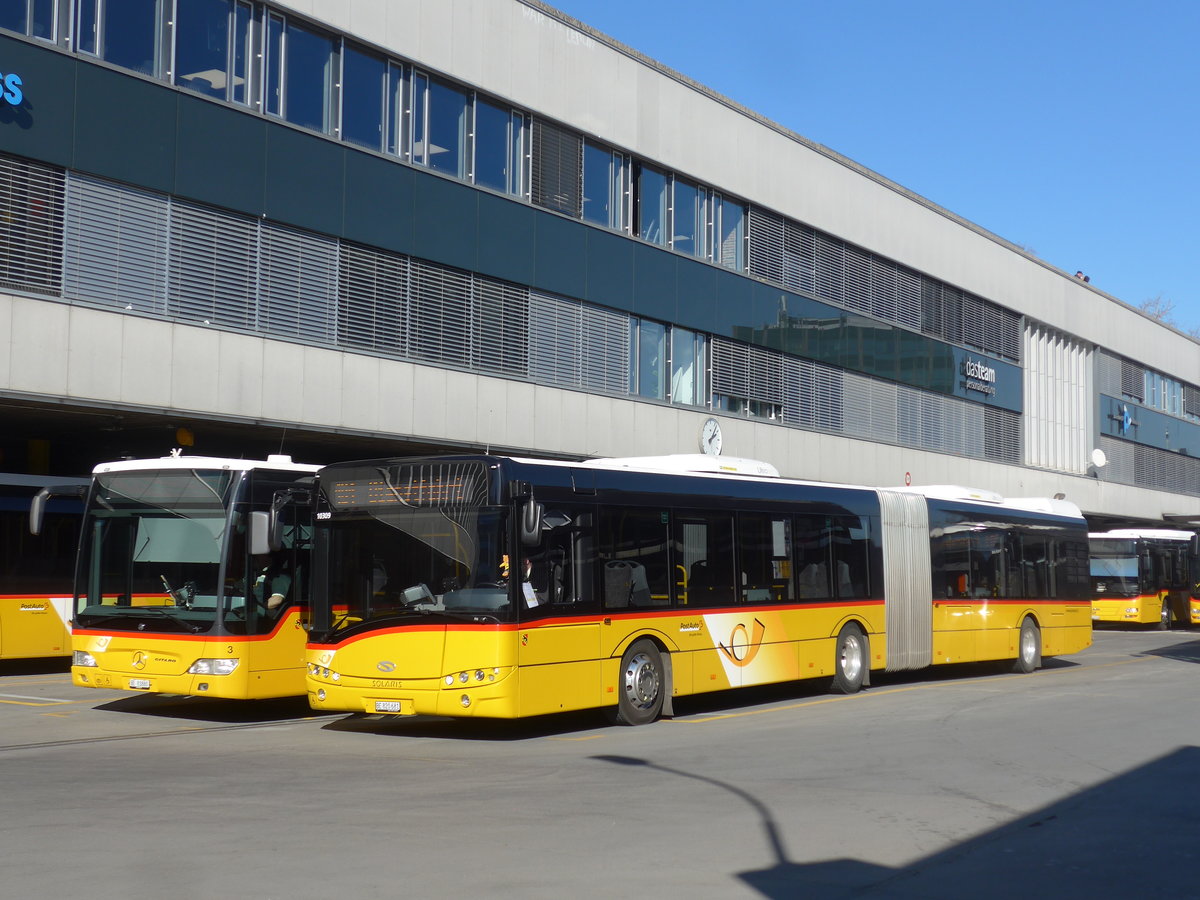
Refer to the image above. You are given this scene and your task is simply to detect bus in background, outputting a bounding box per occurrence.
[1089,529,1198,629]
[57,454,319,699]
[304,454,1092,726]
[1,473,87,660]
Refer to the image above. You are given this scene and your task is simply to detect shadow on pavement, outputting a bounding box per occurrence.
[95,693,316,724]
[735,745,1200,898]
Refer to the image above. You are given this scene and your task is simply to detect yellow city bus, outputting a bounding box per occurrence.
[58,454,319,699]
[1089,529,1199,629]
[304,454,1093,725]
[2,473,87,660]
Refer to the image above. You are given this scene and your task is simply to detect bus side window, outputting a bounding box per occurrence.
[598,508,668,609]
[737,512,793,603]
[673,512,734,607]
[794,515,831,600]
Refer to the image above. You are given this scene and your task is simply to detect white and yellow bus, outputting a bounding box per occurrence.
[1089,529,1199,629]
[2,473,87,660]
[57,454,319,699]
[304,454,1093,725]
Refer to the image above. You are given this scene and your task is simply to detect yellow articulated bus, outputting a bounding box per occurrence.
[2,473,87,660]
[48,454,319,699]
[1089,529,1199,629]
[304,454,1093,725]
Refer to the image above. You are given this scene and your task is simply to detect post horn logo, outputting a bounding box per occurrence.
[718,618,766,667]
[131,651,147,670]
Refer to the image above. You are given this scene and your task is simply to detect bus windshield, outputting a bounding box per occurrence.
[322,506,510,638]
[75,469,236,634]
[317,461,509,637]
[1089,539,1139,597]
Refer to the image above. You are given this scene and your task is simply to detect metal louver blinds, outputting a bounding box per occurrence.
[65,174,167,314]
[169,200,259,329]
[338,243,408,355]
[0,155,64,295]
[472,277,528,376]
[531,119,582,217]
[747,206,784,284]
[529,292,630,394]
[409,259,472,366]
[259,224,338,343]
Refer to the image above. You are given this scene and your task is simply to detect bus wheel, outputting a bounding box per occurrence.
[1012,618,1041,673]
[831,624,866,694]
[610,639,665,726]
[1158,597,1172,631]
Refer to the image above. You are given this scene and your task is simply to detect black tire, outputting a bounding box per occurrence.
[830,624,866,694]
[609,639,665,726]
[1012,617,1041,673]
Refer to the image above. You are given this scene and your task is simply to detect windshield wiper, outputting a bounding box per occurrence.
[132,606,203,633]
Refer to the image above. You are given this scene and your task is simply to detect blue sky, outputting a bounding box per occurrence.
[547,0,1200,335]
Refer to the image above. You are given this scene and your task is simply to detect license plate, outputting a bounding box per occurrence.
[129,678,152,690]
[375,700,402,713]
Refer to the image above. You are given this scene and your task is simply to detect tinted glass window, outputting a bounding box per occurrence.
[672,178,701,257]
[636,164,667,245]
[674,513,735,607]
[76,0,97,53]
[739,513,793,603]
[795,515,832,599]
[719,197,744,270]
[0,1,26,34]
[474,97,513,192]
[670,327,704,406]
[31,0,53,39]
[521,506,597,619]
[633,319,666,399]
[342,44,385,150]
[426,78,468,177]
[264,14,283,115]
[583,141,617,228]
[175,0,230,100]
[230,1,250,103]
[599,508,669,609]
[104,0,159,76]
[284,21,333,132]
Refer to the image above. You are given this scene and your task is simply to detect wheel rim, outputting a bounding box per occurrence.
[622,651,661,711]
[1161,601,1171,627]
[840,634,863,684]
[1021,626,1037,666]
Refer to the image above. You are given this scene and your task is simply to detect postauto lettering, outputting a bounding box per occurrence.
[0,72,23,106]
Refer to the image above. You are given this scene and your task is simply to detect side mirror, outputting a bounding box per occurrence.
[29,484,87,535]
[249,511,273,556]
[520,498,544,547]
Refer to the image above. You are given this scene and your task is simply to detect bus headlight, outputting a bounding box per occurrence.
[188,658,239,675]
[73,651,97,667]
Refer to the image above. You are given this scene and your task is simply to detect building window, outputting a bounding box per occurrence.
[473,96,526,197]
[672,177,707,258]
[411,73,468,179]
[670,327,706,406]
[174,0,253,105]
[583,140,627,231]
[340,43,386,150]
[264,14,334,132]
[630,318,667,400]
[0,0,56,40]
[635,162,668,246]
[77,0,161,76]
[717,196,745,271]
[284,20,333,132]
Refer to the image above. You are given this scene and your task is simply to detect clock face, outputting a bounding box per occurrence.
[700,418,722,456]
